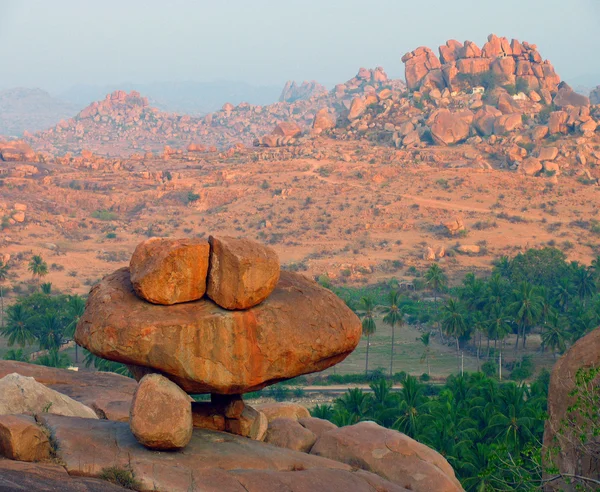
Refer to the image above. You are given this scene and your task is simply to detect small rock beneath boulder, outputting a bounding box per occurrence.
[129,237,210,305]
[0,414,50,461]
[129,374,192,450]
[264,417,317,452]
[225,405,268,441]
[207,236,280,310]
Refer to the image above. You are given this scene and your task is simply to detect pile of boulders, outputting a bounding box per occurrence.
[75,235,361,450]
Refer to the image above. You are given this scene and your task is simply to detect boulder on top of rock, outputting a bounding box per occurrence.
[298,417,338,440]
[129,237,210,305]
[0,373,98,419]
[206,235,280,310]
[271,122,301,138]
[0,414,50,462]
[75,269,361,394]
[553,82,590,108]
[130,373,192,450]
[311,421,463,492]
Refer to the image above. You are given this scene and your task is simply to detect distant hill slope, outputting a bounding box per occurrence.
[0,88,79,136]
[59,81,283,115]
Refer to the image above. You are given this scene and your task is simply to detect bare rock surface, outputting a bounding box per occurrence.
[206,235,280,310]
[38,414,406,492]
[310,421,464,492]
[255,402,311,423]
[129,237,210,305]
[264,417,317,452]
[0,414,50,462]
[76,269,361,394]
[0,373,98,419]
[0,361,136,421]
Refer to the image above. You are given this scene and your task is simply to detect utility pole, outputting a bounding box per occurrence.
[461,352,464,377]
[499,351,502,381]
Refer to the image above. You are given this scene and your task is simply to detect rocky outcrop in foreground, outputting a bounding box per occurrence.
[543,326,600,490]
[76,236,361,449]
[0,361,463,491]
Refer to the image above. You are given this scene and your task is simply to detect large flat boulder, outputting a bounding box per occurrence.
[0,373,98,419]
[310,421,463,492]
[76,269,361,394]
[0,458,129,491]
[0,361,136,421]
[38,415,407,492]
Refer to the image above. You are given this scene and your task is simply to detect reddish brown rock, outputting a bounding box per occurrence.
[0,140,37,162]
[347,97,367,120]
[298,417,338,440]
[76,269,361,394]
[225,405,268,441]
[493,113,523,135]
[553,83,590,108]
[520,158,543,176]
[0,414,50,462]
[497,92,521,114]
[438,40,463,64]
[443,217,465,236]
[312,108,336,131]
[272,121,302,138]
[403,47,441,90]
[456,57,491,75]
[207,235,280,310]
[428,109,470,145]
[311,422,462,492]
[548,111,568,135]
[129,237,210,305]
[473,105,502,136]
[264,417,317,452]
[38,414,408,492]
[129,373,192,450]
[538,146,559,161]
[191,402,226,431]
[543,328,600,490]
[255,402,311,423]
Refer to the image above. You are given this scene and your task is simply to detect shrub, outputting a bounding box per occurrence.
[99,466,140,490]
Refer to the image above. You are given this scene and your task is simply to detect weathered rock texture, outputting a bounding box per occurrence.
[0,373,98,419]
[38,415,408,492]
[543,327,600,490]
[0,360,136,421]
[403,34,560,94]
[206,235,280,309]
[264,417,317,452]
[129,374,192,450]
[76,269,361,394]
[129,237,210,305]
[311,422,463,492]
[0,414,50,462]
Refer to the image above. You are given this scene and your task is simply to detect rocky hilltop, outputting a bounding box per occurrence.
[279,80,328,103]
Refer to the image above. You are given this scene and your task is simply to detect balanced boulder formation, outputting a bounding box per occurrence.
[75,235,362,449]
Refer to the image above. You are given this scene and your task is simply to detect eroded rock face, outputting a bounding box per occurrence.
[207,235,280,310]
[38,415,407,492]
[76,269,361,394]
[543,327,600,491]
[129,374,192,450]
[264,418,317,453]
[129,237,210,305]
[0,373,98,419]
[311,422,463,492]
[428,109,470,145]
[0,414,50,462]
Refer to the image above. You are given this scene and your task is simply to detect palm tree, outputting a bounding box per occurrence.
[419,332,432,376]
[64,295,86,363]
[494,255,512,278]
[28,255,48,284]
[542,314,567,358]
[381,290,404,376]
[572,266,596,305]
[334,388,370,424]
[509,281,543,351]
[357,297,377,376]
[40,282,52,295]
[36,312,64,351]
[425,263,448,303]
[441,298,467,373]
[1,304,35,347]
[486,304,511,356]
[0,260,8,328]
[3,348,29,362]
[393,375,426,438]
[34,349,70,369]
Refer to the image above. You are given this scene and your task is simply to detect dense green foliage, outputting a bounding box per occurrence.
[313,373,549,491]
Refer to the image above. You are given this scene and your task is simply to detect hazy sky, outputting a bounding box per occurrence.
[1,0,599,93]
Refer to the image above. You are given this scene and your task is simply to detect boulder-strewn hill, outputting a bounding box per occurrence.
[26,68,404,156]
[0,88,79,136]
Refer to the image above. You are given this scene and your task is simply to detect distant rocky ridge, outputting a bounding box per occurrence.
[279,80,327,103]
[0,88,78,136]
[402,34,561,94]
